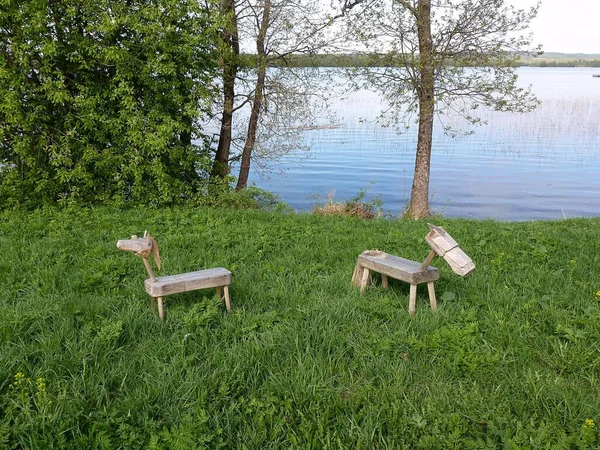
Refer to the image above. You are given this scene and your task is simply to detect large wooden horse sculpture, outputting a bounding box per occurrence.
[352,224,474,315]
[117,232,232,320]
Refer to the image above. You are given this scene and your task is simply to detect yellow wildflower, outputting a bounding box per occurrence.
[10,371,28,389]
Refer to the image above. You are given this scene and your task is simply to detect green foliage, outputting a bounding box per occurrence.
[0,0,220,208]
[270,53,600,69]
[521,59,600,68]
[1,208,600,447]
[345,0,542,128]
[199,176,291,212]
[519,52,600,67]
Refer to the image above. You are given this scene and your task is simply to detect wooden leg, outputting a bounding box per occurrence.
[360,267,371,295]
[427,282,437,312]
[157,297,165,321]
[223,285,231,312]
[381,274,388,289]
[409,284,417,316]
[151,297,156,315]
[216,286,223,299]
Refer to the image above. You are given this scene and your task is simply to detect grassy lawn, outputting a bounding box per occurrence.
[1,207,599,448]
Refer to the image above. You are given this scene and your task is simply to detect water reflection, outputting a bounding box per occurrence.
[249,67,600,220]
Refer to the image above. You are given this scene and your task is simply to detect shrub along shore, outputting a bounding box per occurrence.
[1,206,599,448]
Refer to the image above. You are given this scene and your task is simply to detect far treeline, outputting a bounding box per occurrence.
[270,53,600,68]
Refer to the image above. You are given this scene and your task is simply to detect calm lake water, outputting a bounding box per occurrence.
[247,67,600,221]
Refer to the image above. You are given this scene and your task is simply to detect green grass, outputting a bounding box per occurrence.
[1,207,599,449]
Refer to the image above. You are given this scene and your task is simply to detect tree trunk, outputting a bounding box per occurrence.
[407,0,434,219]
[211,79,235,178]
[211,0,239,180]
[236,0,270,190]
[235,67,266,190]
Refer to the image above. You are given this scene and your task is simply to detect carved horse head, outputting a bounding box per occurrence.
[117,231,161,270]
[425,224,474,276]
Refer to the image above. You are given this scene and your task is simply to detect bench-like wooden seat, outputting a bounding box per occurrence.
[145,268,231,298]
[358,254,439,285]
[356,252,439,315]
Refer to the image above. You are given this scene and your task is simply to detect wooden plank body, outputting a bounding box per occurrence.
[145,268,232,297]
[358,253,439,284]
[425,225,475,276]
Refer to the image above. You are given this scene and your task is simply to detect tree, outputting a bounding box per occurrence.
[345,0,541,218]
[209,0,365,189]
[0,0,219,208]
[210,0,240,180]
[234,0,270,190]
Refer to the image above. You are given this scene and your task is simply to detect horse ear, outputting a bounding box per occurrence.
[149,236,161,271]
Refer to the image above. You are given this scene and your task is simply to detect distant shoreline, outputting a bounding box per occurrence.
[263,52,600,68]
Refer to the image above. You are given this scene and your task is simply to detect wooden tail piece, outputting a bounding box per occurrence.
[352,261,364,287]
[353,250,386,287]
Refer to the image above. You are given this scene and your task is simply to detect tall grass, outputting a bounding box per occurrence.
[442,97,600,147]
[1,207,599,448]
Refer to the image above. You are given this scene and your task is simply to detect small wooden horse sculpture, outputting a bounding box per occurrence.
[352,224,474,315]
[117,231,232,320]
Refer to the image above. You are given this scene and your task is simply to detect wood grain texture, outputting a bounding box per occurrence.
[421,249,437,270]
[145,268,232,297]
[425,225,475,276]
[409,284,417,316]
[142,257,156,282]
[358,254,439,284]
[158,297,164,321]
[116,237,152,257]
[427,281,437,311]
[223,285,231,312]
[427,232,459,254]
[360,267,371,294]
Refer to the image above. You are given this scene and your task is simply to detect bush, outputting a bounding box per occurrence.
[312,189,383,219]
[0,0,219,208]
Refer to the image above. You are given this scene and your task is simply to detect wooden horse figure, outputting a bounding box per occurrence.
[117,231,232,321]
[352,224,474,315]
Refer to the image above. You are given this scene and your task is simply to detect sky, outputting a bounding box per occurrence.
[528,0,600,54]
[242,0,600,56]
